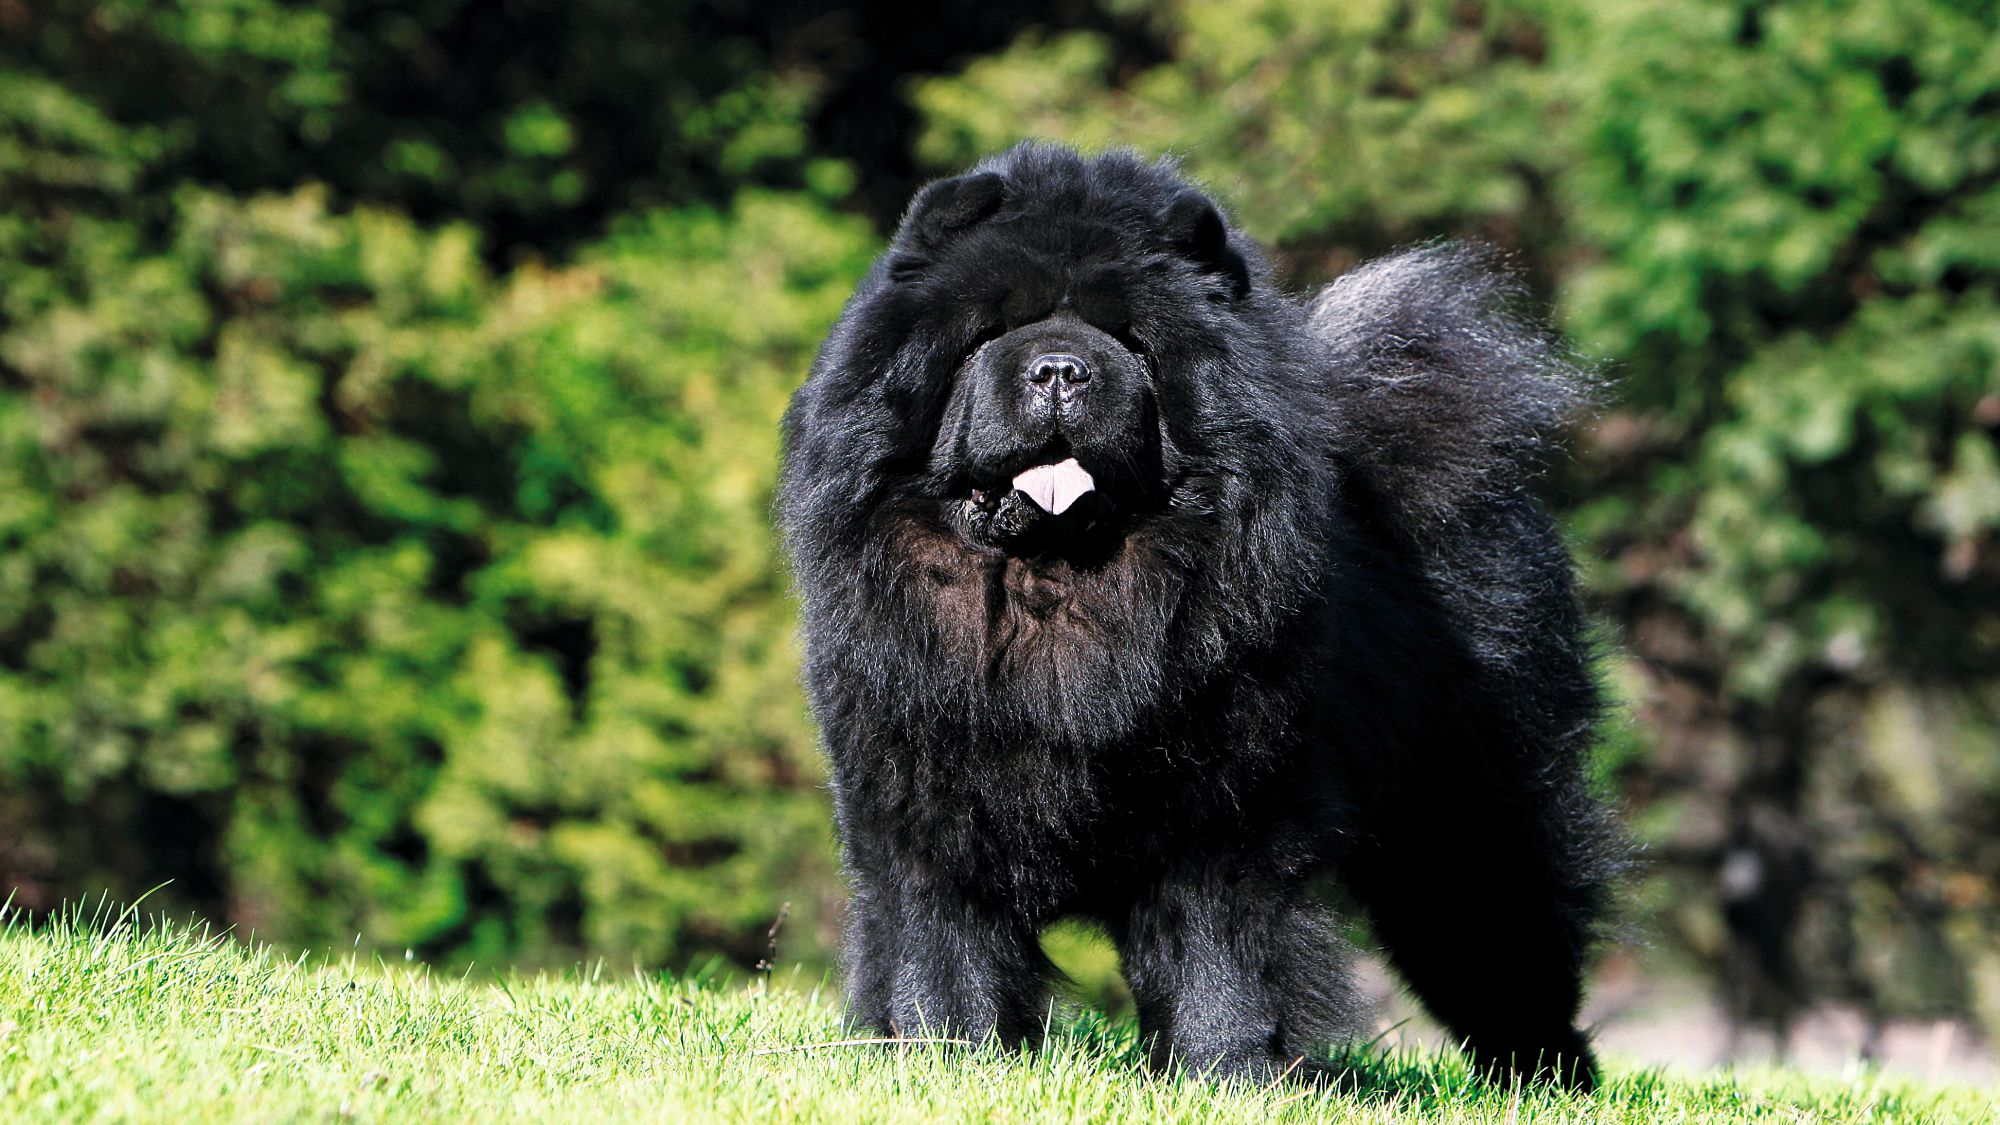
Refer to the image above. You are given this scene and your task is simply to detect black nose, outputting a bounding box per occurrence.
[1026,353,1089,386]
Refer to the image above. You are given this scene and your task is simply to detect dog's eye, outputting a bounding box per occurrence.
[1106,323,1150,359]
[959,325,1003,363]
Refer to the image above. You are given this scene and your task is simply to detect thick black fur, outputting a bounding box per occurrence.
[778,144,1620,1090]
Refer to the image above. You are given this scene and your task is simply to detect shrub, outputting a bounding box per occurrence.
[0,184,874,968]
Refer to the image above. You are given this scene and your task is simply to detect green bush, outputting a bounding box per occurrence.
[1,0,883,969]
[913,1,1560,263]
[0,183,874,968]
[0,0,834,256]
[1550,0,2000,1036]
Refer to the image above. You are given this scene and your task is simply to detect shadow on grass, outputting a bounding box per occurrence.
[1041,1010,1586,1111]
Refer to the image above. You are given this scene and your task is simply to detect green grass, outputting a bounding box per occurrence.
[1,903,1993,1123]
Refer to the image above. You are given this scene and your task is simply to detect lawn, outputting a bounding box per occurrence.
[1,903,1992,1123]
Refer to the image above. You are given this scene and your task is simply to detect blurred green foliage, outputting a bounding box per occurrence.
[0,0,831,258]
[3,0,1998,1045]
[915,2,1559,260]
[0,2,875,966]
[0,178,872,966]
[1552,0,2000,1040]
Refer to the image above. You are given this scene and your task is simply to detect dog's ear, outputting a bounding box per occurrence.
[903,172,1007,252]
[887,172,1007,282]
[1161,190,1250,300]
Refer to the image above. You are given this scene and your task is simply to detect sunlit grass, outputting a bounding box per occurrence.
[1,898,1991,1123]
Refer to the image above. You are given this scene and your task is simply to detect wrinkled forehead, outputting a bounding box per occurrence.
[930,212,1159,323]
[883,152,1250,324]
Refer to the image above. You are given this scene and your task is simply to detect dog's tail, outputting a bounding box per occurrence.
[1307,241,1595,545]
[1310,242,1625,919]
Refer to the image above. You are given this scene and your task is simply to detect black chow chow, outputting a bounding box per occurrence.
[777,144,1619,1090]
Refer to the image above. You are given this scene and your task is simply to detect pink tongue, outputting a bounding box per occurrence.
[1011,458,1096,515]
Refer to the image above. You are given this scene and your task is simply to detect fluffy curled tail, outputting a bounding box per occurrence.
[1308,241,1595,545]
[1313,243,1624,931]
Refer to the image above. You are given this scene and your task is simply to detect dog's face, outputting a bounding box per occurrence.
[781,147,1321,745]
[867,162,1255,561]
[932,276,1160,555]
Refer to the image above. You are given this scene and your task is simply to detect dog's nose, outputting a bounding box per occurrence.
[1026,353,1089,386]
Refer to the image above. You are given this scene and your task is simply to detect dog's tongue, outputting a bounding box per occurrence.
[1011,458,1095,515]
